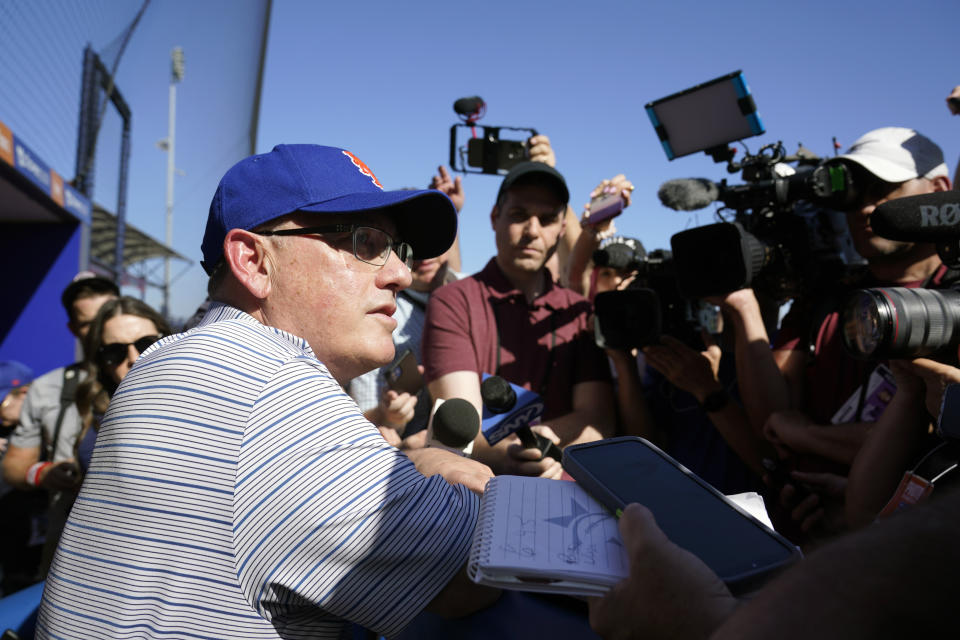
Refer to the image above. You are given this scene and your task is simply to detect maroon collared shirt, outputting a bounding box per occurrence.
[422,259,611,420]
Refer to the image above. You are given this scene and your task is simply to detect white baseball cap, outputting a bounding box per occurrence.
[834,127,948,183]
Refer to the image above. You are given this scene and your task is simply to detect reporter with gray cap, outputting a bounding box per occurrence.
[38,145,497,639]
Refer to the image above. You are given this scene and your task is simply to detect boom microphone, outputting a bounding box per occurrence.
[480,375,562,461]
[871,191,960,242]
[658,178,720,211]
[427,398,480,456]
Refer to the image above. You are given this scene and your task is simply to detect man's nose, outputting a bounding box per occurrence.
[382,251,413,289]
[524,215,542,235]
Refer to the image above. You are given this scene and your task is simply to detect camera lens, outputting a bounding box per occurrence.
[842,287,960,359]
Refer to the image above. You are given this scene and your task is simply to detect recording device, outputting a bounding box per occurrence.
[662,145,860,300]
[585,192,625,225]
[870,191,960,269]
[841,286,960,360]
[449,96,537,175]
[426,398,480,456]
[385,348,424,395]
[592,242,719,350]
[480,375,562,461]
[563,437,801,593]
[645,70,765,162]
[841,191,960,361]
[648,72,861,302]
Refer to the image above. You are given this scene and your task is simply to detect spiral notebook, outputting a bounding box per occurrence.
[468,475,629,596]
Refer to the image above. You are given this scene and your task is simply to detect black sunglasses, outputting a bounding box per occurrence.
[97,335,161,367]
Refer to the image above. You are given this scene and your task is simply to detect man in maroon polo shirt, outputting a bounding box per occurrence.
[421,161,615,478]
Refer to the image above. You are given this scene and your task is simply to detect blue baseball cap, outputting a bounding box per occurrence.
[0,361,33,400]
[201,144,458,274]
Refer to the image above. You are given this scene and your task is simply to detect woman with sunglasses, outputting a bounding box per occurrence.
[74,297,172,473]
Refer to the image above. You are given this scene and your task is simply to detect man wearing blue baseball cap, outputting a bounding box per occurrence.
[38,145,498,639]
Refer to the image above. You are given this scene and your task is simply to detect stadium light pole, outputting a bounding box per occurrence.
[161,47,184,318]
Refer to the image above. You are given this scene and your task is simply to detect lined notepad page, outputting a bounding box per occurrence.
[473,476,629,581]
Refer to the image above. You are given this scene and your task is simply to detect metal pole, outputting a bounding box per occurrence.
[163,79,176,317]
[163,47,183,318]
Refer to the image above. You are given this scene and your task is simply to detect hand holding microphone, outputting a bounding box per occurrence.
[479,375,563,461]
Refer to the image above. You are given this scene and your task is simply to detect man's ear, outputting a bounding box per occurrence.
[490,205,499,231]
[930,175,952,192]
[223,229,273,300]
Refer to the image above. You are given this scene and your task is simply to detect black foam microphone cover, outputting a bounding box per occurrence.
[432,398,481,449]
[872,191,960,242]
[480,376,517,414]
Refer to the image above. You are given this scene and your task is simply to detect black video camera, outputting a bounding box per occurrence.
[449,96,537,175]
[663,142,863,302]
[842,191,960,362]
[593,241,719,350]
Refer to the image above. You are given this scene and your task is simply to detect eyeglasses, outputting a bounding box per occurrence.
[256,224,413,270]
[97,335,161,367]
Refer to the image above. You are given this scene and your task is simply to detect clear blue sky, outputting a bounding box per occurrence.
[4,0,958,320]
[255,0,959,310]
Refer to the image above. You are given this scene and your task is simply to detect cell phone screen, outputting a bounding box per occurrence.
[564,438,798,583]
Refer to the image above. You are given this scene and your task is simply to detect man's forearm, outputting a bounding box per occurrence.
[789,421,872,465]
[2,444,40,490]
[727,295,792,433]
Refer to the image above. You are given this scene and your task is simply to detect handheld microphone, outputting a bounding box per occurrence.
[871,191,960,242]
[479,375,562,460]
[658,178,720,211]
[426,398,480,456]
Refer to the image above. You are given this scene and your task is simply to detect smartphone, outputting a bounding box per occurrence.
[385,349,424,395]
[563,437,801,593]
[586,193,624,224]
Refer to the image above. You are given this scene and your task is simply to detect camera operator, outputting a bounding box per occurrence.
[422,158,615,478]
[725,128,952,452]
[717,127,952,538]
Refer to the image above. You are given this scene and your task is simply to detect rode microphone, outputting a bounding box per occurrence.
[871,191,960,242]
[479,375,562,460]
[871,191,960,269]
[427,398,480,456]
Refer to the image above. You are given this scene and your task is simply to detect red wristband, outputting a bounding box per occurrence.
[26,461,53,487]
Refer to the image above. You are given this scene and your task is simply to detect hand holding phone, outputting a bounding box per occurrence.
[563,437,800,593]
[385,349,424,395]
[583,174,633,226]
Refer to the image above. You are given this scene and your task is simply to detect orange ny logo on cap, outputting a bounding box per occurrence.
[342,150,383,190]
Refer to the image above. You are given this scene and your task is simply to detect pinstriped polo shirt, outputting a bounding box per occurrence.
[37,303,479,639]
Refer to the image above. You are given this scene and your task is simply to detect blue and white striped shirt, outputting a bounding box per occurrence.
[37,303,479,639]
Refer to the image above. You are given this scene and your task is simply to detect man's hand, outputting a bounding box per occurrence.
[378,389,417,430]
[643,333,722,402]
[763,410,815,457]
[504,425,564,479]
[429,165,464,212]
[899,358,960,418]
[778,470,848,537]
[527,134,556,167]
[406,447,494,496]
[947,86,960,115]
[41,460,83,491]
[589,504,736,640]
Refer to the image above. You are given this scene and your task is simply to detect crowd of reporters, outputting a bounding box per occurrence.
[1,88,959,639]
